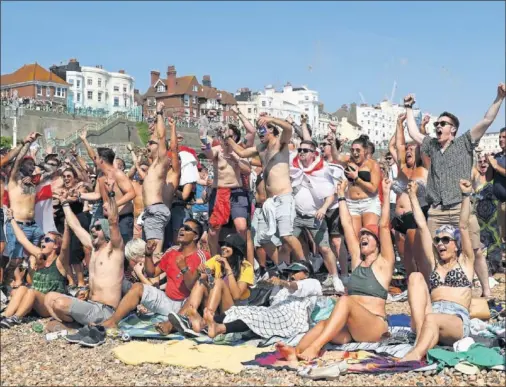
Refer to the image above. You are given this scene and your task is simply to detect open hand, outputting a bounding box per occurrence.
[156,101,165,112]
[422,115,430,125]
[78,128,88,141]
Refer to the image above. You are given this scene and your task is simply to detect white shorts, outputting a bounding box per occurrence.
[346,196,381,217]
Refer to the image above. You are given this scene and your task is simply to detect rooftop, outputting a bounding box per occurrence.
[1,63,69,86]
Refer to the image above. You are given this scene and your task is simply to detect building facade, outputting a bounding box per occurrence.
[141,66,236,122]
[477,132,501,154]
[51,60,135,113]
[1,63,69,104]
[235,83,319,130]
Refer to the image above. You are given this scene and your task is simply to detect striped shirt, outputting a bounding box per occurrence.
[421,130,478,207]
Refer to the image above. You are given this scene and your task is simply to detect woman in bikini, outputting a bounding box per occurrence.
[278,177,395,361]
[389,113,428,278]
[342,135,381,237]
[0,210,70,328]
[401,180,474,362]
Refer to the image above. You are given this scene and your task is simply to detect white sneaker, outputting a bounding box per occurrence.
[332,276,345,294]
[322,275,334,287]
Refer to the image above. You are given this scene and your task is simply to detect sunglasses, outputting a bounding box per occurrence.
[433,121,453,128]
[63,174,73,179]
[180,224,197,234]
[91,224,102,231]
[385,157,393,160]
[297,148,314,154]
[47,162,58,167]
[43,237,56,244]
[433,236,454,245]
[147,140,158,146]
[320,143,329,147]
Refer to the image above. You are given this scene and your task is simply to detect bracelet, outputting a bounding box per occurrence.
[180,266,189,275]
[156,110,163,116]
[108,191,116,198]
[61,201,70,207]
[404,103,413,109]
[462,192,472,197]
[337,197,346,202]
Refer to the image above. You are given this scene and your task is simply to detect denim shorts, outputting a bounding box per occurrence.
[432,300,471,338]
[347,196,381,217]
[5,221,44,259]
[0,208,5,243]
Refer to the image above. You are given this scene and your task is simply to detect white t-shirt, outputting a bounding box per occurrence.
[389,163,398,204]
[270,278,323,306]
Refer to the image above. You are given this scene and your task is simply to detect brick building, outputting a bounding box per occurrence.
[1,63,69,104]
[141,65,237,121]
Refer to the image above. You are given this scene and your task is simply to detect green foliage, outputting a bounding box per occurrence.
[136,122,149,146]
[0,136,13,148]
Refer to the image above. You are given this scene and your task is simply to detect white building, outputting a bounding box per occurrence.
[66,65,135,113]
[477,132,501,154]
[235,83,319,130]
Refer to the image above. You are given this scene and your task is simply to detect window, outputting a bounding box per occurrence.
[261,101,266,107]
[305,96,309,101]
[56,87,65,97]
[367,120,370,125]
[248,108,251,114]
[98,92,102,102]
[192,96,197,104]
[124,98,127,107]
[157,85,165,93]
[76,80,81,88]
[113,85,119,92]
[87,91,93,100]
[123,85,127,93]
[113,97,119,107]
[98,78,102,87]
[68,79,74,85]
[217,93,222,99]
[87,78,92,86]
[46,87,50,97]
[305,107,309,112]
[37,85,42,96]
[76,93,81,102]
[192,85,198,92]
[183,95,190,107]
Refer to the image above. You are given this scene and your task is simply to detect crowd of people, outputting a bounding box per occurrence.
[0,83,504,362]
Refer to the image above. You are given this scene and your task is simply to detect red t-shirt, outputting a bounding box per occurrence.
[158,247,210,301]
[179,145,202,169]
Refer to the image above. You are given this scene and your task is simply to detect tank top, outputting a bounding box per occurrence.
[32,258,67,294]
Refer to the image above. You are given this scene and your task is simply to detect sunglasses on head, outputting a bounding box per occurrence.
[297,148,314,154]
[180,224,197,234]
[433,236,454,245]
[43,236,56,244]
[91,224,102,231]
[433,121,453,128]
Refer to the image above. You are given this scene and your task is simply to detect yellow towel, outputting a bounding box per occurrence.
[112,340,267,374]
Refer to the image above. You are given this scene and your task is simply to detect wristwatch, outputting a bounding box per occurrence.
[180,266,189,275]
[156,110,163,116]
[337,196,346,202]
[462,192,472,197]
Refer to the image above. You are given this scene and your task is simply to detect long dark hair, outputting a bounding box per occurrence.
[224,249,244,280]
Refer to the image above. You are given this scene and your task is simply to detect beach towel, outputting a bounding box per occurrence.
[113,339,267,374]
[117,313,183,340]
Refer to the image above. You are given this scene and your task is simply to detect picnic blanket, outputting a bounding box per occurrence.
[113,339,267,374]
[243,349,427,374]
[117,313,184,340]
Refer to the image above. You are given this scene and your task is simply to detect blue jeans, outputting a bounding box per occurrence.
[6,221,44,259]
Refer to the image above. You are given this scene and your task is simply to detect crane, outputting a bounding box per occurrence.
[389,80,397,104]
[358,92,366,105]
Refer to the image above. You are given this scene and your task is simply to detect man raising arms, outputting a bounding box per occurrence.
[142,102,176,253]
[44,178,124,326]
[227,115,305,261]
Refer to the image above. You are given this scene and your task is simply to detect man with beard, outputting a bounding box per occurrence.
[202,123,251,255]
[143,102,177,253]
[43,178,124,326]
[226,115,305,262]
[5,132,44,287]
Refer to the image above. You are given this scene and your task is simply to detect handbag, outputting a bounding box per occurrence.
[242,285,273,307]
[470,297,491,320]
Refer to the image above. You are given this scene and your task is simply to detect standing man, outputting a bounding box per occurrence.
[142,102,176,253]
[227,115,305,262]
[405,84,505,294]
[489,127,506,262]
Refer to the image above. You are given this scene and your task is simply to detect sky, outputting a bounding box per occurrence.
[1,1,505,132]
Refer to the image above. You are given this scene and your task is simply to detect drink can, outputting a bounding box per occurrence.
[45,330,67,341]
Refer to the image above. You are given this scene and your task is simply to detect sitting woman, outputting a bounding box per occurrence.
[156,233,253,335]
[0,210,70,328]
[278,177,395,361]
[401,180,474,362]
[204,260,322,339]
[342,135,382,237]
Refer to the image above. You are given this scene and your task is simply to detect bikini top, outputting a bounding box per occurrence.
[429,259,472,292]
[358,171,371,182]
[347,259,388,300]
[391,179,428,207]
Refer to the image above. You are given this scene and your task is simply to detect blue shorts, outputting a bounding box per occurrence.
[0,209,5,243]
[5,221,44,259]
[432,300,471,338]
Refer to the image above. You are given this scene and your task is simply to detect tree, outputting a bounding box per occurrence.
[136,122,149,146]
[0,136,12,148]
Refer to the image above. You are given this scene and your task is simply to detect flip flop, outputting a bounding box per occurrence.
[301,361,348,380]
[454,361,479,375]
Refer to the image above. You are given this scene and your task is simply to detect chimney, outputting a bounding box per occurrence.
[118,69,125,74]
[166,65,177,93]
[150,70,160,86]
[202,75,212,87]
[69,58,77,63]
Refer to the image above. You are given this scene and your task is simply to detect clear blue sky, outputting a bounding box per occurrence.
[1,1,505,132]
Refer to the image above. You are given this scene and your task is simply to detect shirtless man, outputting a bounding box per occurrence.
[6,132,44,287]
[142,102,178,253]
[78,130,135,244]
[202,124,251,255]
[126,145,149,239]
[43,178,124,325]
[227,116,305,261]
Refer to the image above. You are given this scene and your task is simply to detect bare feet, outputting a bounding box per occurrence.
[298,345,322,361]
[203,308,225,338]
[155,321,173,336]
[99,319,118,330]
[275,343,298,362]
[399,350,423,362]
[186,309,203,333]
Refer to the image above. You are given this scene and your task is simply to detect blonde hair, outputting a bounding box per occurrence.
[124,238,146,261]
